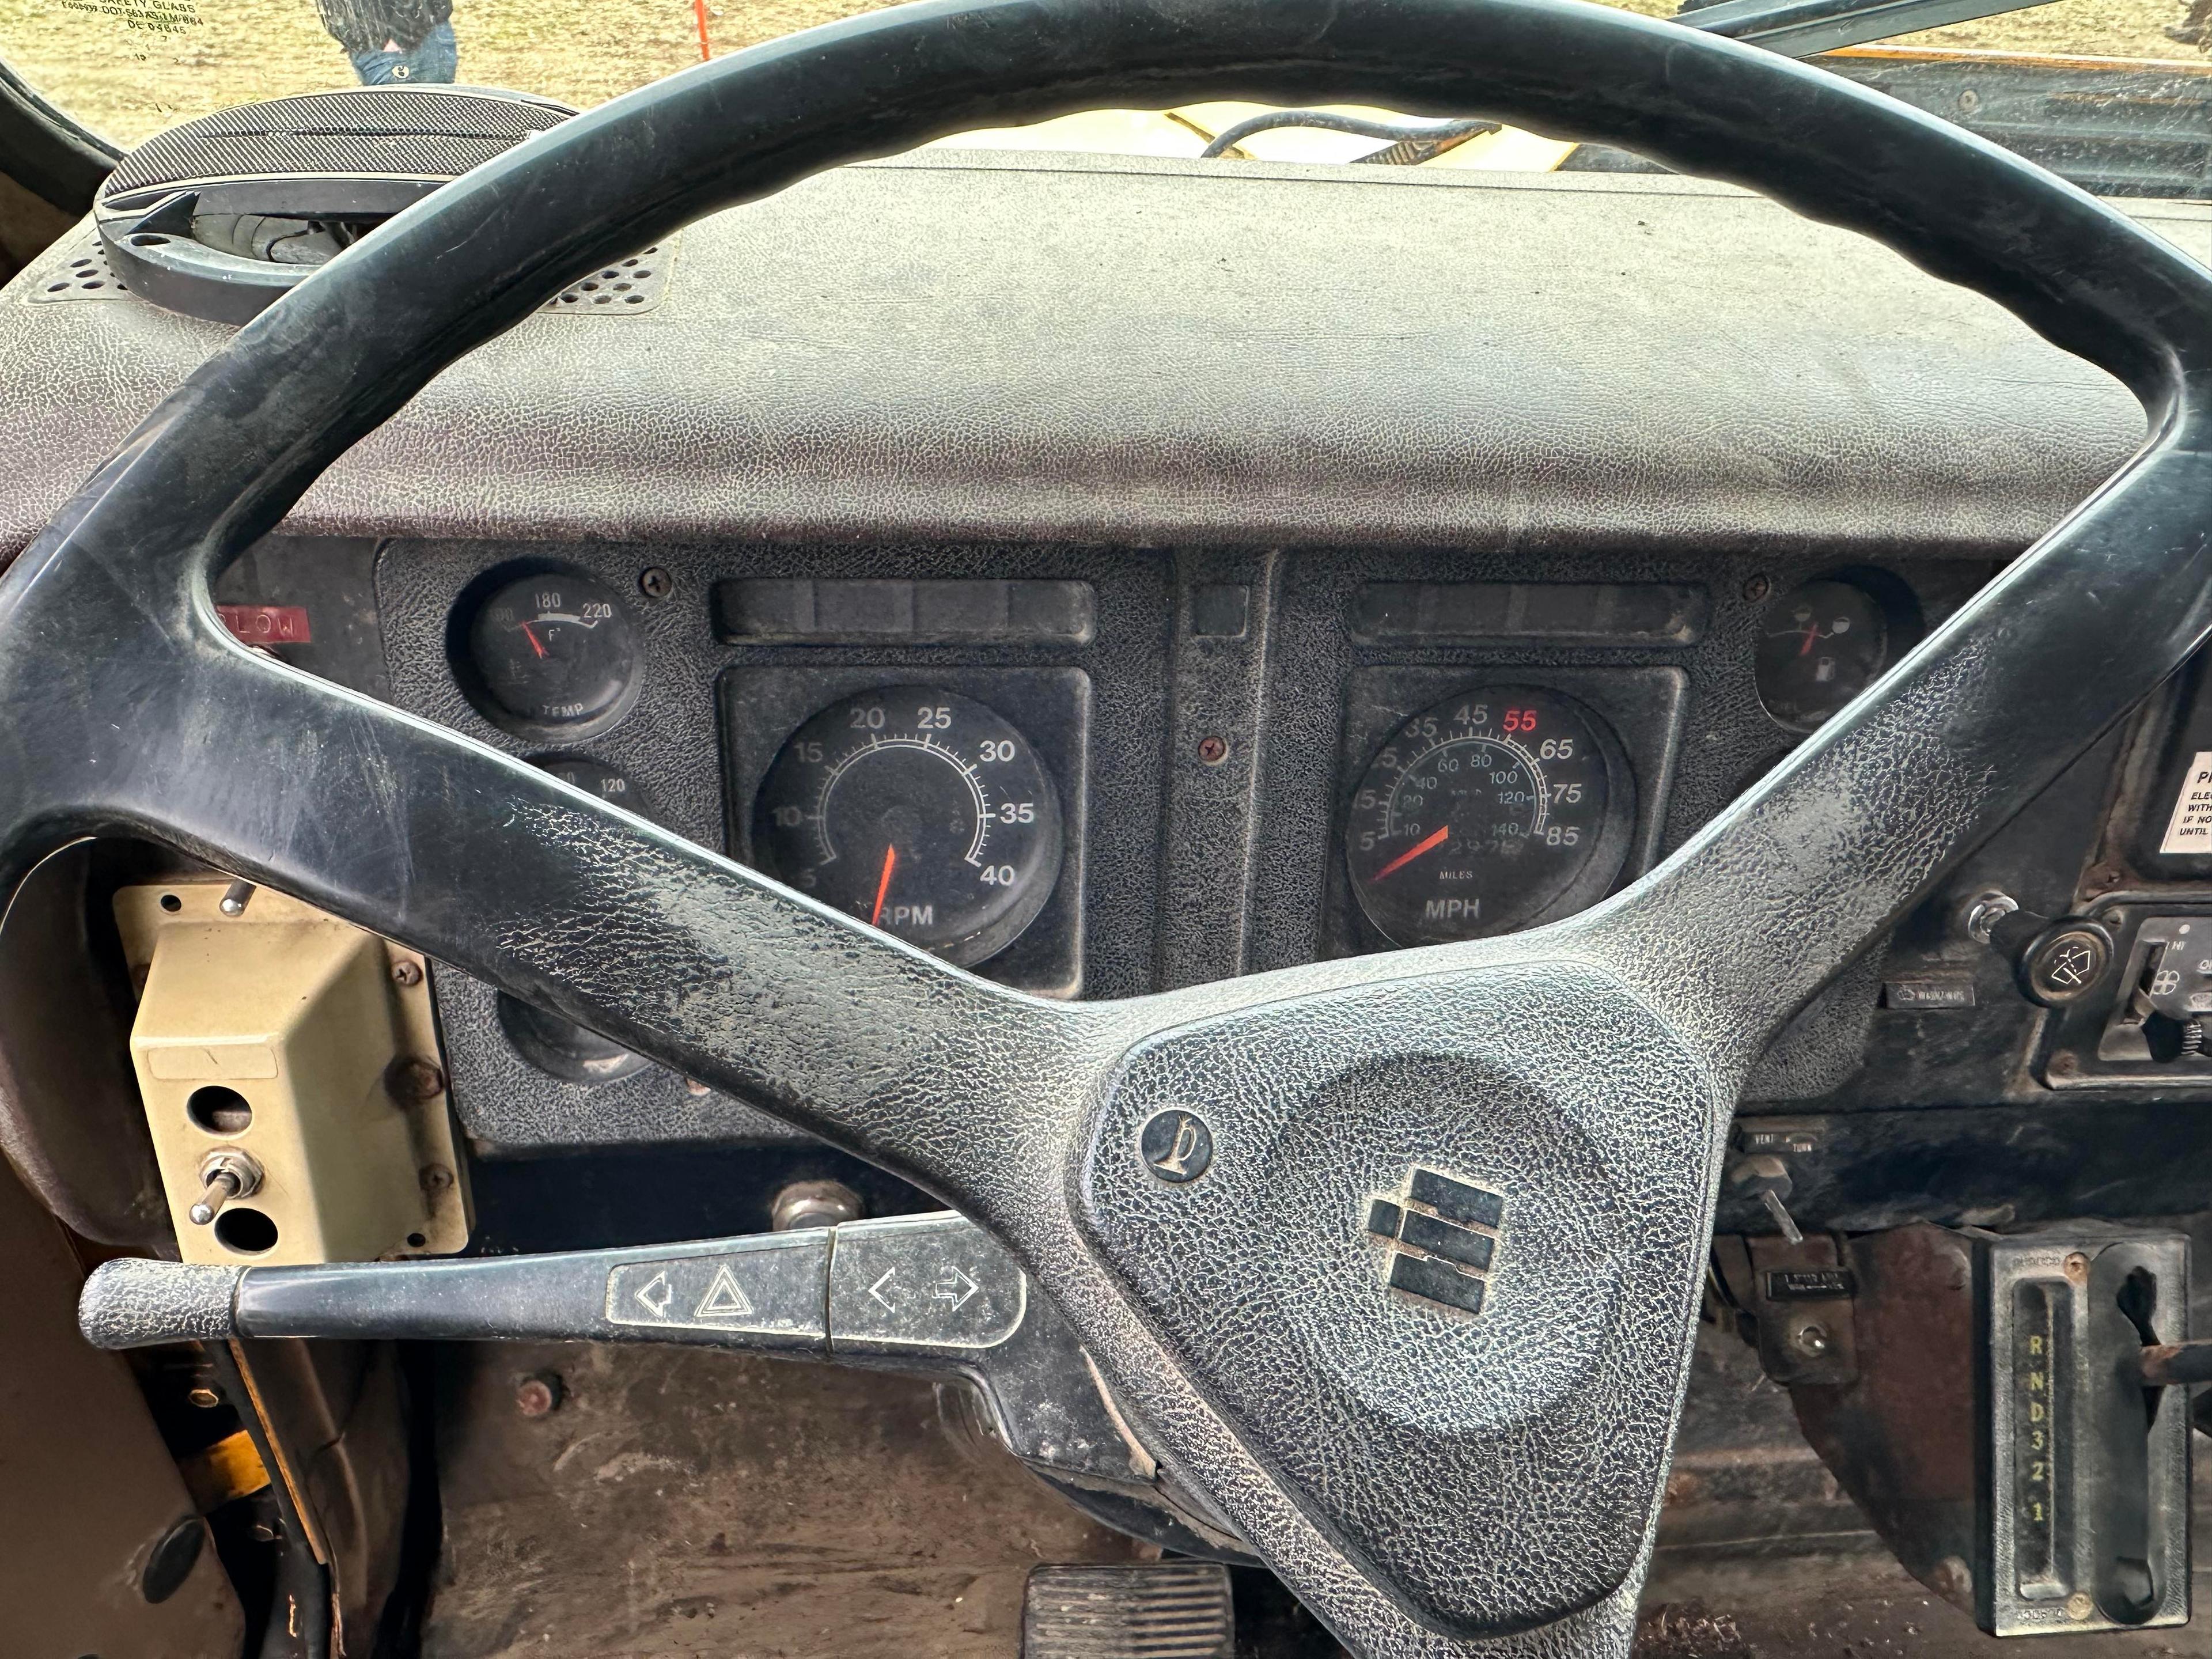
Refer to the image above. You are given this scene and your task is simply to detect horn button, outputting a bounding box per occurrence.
[1077,961,1719,1637]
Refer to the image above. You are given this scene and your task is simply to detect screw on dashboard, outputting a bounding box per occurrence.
[385,1057,446,1104]
[638,566,675,600]
[1196,735,1229,766]
[515,1374,563,1418]
[391,958,423,987]
[771,1179,863,1232]
[1742,574,1771,603]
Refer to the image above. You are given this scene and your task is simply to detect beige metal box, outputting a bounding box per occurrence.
[116,881,469,1266]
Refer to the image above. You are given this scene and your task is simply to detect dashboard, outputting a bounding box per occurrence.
[21,78,2212,1658]
[9,145,2211,1258]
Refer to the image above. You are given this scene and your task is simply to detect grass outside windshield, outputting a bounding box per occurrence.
[0,0,2195,153]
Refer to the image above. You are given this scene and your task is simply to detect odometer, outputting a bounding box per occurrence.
[1346,687,1626,946]
[754,687,1063,967]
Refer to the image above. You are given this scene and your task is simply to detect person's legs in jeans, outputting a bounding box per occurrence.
[349,22,457,84]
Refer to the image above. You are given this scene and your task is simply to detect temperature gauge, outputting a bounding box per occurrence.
[534,753,650,816]
[753,687,1063,967]
[465,572,639,730]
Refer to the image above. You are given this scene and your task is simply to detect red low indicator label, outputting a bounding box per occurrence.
[218,604,312,645]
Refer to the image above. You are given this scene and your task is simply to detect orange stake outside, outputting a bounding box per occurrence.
[693,0,711,60]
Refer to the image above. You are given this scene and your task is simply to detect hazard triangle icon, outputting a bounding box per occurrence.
[692,1263,754,1321]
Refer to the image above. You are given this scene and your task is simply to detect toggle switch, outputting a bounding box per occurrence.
[1728,1154,1804,1245]
[188,1149,263,1226]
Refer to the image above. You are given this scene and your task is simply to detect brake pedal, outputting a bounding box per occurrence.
[1021,1562,1233,1658]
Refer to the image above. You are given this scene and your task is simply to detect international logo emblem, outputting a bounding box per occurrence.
[1365,1166,1504,1318]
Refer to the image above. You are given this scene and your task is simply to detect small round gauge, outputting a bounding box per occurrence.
[497,992,650,1084]
[1345,687,1628,947]
[499,754,655,1084]
[754,687,1063,966]
[466,572,639,729]
[1755,578,1891,732]
[533,753,651,817]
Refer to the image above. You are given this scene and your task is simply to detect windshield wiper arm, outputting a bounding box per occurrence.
[1682,0,2063,58]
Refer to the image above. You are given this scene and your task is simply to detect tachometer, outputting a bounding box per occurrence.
[1345,687,1626,946]
[753,687,1063,967]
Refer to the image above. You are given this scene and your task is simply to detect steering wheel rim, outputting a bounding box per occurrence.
[8,1,2212,1652]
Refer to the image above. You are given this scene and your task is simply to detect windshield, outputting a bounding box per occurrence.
[0,0,2202,186]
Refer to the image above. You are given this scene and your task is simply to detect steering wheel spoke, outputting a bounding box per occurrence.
[0,592,1104,1216]
[1568,441,2212,1073]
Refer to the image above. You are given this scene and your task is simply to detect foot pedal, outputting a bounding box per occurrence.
[1022,1562,1233,1658]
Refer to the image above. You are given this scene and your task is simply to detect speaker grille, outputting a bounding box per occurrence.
[25,238,131,303]
[105,88,571,198]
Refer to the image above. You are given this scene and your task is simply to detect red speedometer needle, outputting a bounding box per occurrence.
[869,843,898,926]
[1372,824,1450,881]
[520,621,547,659]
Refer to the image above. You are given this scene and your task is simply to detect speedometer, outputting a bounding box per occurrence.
[1344,687,1626,946]
[753,687,1063,967]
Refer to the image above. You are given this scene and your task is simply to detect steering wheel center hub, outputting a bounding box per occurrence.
[1077,960,1719,1634]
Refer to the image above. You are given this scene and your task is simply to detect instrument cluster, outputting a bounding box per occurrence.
[416,550,1952,1115]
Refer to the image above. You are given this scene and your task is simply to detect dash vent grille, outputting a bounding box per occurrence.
[22,230,675,316]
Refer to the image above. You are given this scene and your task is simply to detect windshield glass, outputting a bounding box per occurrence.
[0,0,2200,185]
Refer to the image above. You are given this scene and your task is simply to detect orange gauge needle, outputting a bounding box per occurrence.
[869,843,898,926]
[1373,824,1450,881]
[520,621,547,658]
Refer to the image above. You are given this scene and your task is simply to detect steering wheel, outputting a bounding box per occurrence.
[7,0,2211,1651]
